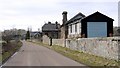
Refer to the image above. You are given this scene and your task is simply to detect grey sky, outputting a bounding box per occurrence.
[0,0,119,31]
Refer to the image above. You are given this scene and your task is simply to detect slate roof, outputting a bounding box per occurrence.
[66,12,85,25]
[30,31,42,36]
[42,22,60,31]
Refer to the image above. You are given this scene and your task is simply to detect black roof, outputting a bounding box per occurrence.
[81,11,114,21]
[42,22,60,31]
[66,12,85,25]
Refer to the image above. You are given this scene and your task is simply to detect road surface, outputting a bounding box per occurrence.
[3,41,86,66]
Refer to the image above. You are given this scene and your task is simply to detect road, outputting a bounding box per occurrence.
[3,41,86,66]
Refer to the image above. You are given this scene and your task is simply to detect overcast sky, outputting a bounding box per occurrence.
[0,0,119,31]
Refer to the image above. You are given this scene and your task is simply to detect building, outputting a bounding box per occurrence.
[30,31,42,39]
[81,11,114,38]
[66,12,85,38]
[61,11,114,38]
[113,27,120,36]
[42,21,61,39]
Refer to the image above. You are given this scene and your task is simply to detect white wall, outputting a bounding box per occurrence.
[78,23,81,34]
[68,20,81,35]
[72,24,75,34]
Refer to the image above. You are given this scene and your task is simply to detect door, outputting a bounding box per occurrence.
[87,22,107,37]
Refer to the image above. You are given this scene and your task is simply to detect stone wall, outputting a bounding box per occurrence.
[52,39,65,47]
[42,35,65,46]
[42,36,119,60]
[42,35,50,45]
[66,37,119,60]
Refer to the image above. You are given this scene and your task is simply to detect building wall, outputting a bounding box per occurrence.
[81,12,114,38]
[68,20,81,38]
[81,21,113,38]
[42,31,60,39]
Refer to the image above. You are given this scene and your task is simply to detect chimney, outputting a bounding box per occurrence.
[55,21,58,29]
[62,11,67,25]
[55,21,58,24]
[48,21,51,24]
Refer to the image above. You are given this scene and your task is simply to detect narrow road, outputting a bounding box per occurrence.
[3,41,86,66]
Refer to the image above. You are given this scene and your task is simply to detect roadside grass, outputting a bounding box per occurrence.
[31,41,119,68]
[0,54,2,63]
[51,45,119,67]
[2,40,23,63]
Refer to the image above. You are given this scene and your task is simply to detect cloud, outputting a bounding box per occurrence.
[0,0,118,31]
[57,0,119,2]
[0,0,59,16]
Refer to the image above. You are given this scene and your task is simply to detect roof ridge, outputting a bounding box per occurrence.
[66,12,85,24]
[82,11,114,20]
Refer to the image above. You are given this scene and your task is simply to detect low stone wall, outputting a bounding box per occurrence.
[42,35,50,45]
[52,39,65,47]
[66,37,119,60]
[42,35,119,60]
[42,35,65,46]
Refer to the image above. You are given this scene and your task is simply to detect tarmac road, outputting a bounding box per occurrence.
[3,41,86,66]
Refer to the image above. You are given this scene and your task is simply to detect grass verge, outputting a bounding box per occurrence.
[31,41,119,68]
[2,40,23,64]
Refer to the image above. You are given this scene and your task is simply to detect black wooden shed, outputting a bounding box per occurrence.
[81,11,114,38]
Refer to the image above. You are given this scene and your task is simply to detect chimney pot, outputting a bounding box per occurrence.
[62,11,67,25]
[62,11,67,15]
[48,22,51,24]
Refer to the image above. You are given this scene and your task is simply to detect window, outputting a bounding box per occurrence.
[75,23,77,32]
[70,25,72,33]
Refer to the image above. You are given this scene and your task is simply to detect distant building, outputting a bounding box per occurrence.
[113,27,120,36]
[30,31,42,39]
[42,21,61,39]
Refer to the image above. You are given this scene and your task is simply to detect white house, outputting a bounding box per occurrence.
[66,12,85,38]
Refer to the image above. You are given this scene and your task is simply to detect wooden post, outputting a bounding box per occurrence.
[50,37,52,46]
